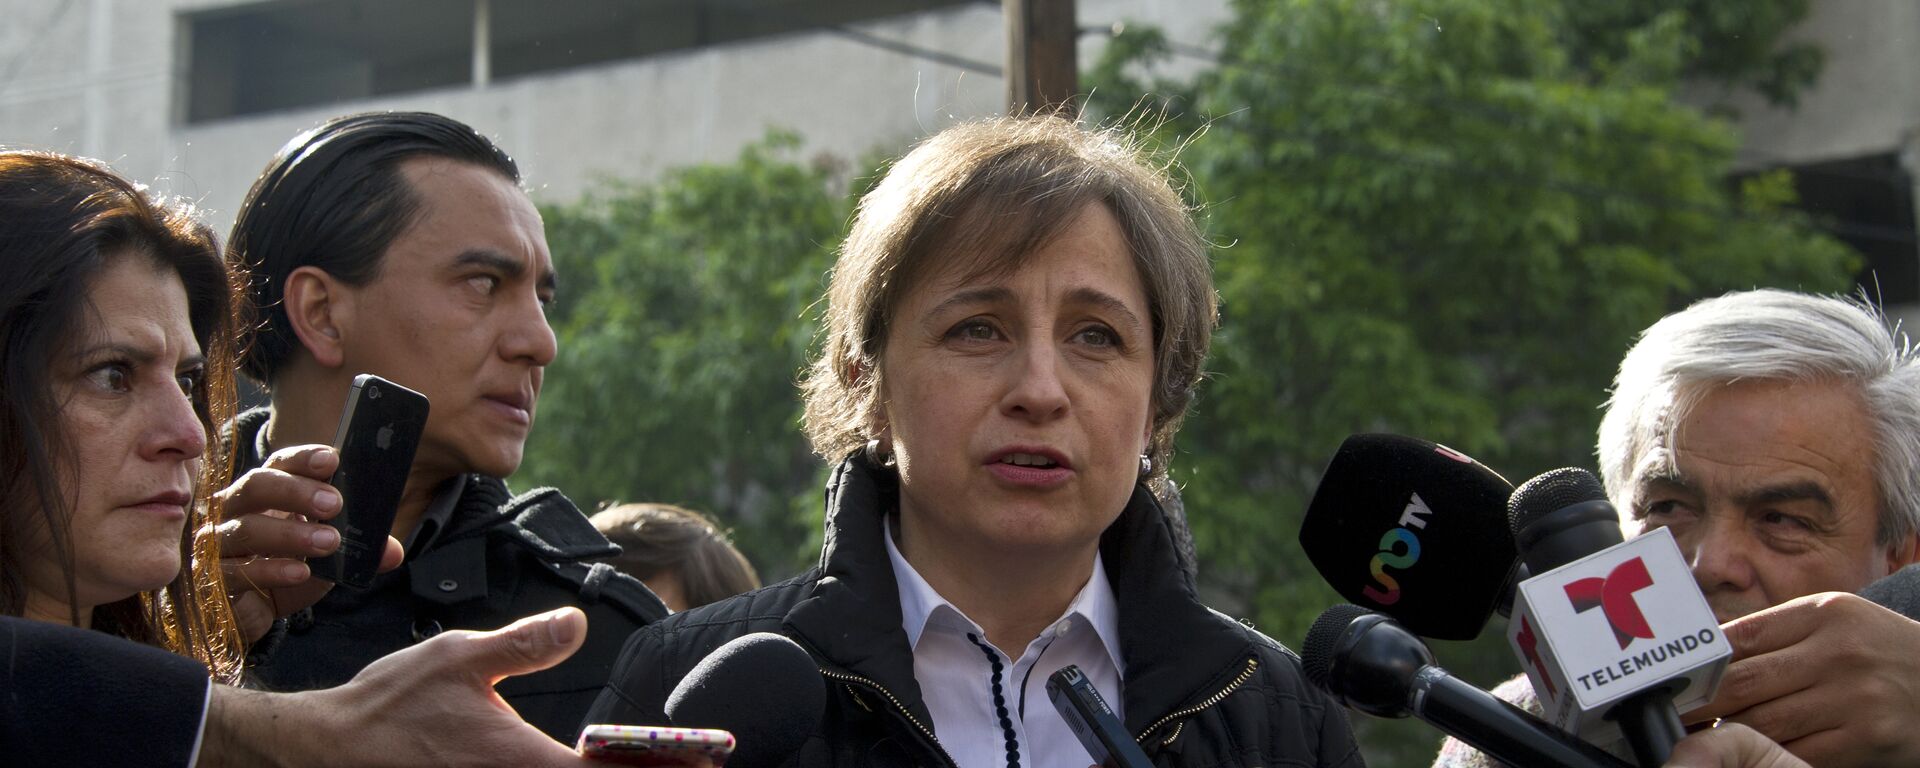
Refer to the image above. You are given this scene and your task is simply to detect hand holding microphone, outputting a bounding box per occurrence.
[1667,723,1808,768]
[1504,468,1730,766]
[1685,591,1920,767]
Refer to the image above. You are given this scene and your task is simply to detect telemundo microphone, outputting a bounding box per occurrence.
[1503,468,1730,767]
[1299,433,1523,640]
[1303,604,1631,768]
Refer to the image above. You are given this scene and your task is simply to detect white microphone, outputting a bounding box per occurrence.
[1503,469,1730,765]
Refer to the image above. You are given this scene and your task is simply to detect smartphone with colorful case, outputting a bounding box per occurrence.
[575,724,735,767]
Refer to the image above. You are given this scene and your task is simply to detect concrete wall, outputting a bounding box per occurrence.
[1700,0,1920,168]
[0,0,1229,235]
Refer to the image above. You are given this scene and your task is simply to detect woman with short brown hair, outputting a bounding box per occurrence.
[591,117,1361,767]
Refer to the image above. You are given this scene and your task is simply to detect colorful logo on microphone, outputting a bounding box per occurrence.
[1513,615,1558,699]
[1360,493,1433,606]
[1564,557,1656,649]
[1433,444,1473,464]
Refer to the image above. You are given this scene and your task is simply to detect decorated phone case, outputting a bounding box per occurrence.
[575,724,735,767]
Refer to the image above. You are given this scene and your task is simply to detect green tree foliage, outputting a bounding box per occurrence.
[1087,0,1853,764]
[519,134,850,576]
[1558,0,1823,108]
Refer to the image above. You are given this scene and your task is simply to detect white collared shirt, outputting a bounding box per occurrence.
[884,518,1126,768]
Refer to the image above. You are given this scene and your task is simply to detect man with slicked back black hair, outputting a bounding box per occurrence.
[217,111,666,740]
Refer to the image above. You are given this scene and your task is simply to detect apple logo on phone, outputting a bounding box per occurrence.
[376,424,395,451]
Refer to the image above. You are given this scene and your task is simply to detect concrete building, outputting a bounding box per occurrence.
[0,0,1228,234]
[6,1,1910,318]
[1697,1,1920,315]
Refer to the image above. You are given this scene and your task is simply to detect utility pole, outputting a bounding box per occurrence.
[1004,0,1077,115]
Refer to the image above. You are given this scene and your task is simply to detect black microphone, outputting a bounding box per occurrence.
[1048,665,1152,768]
[1300,433,1519,640]
[665,632,826,768]
[1302,604,1631,768]
[1509,469,1626,576]
[1507,469,1704,767]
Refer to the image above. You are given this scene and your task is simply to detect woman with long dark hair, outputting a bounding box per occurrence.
[0,150,244,682]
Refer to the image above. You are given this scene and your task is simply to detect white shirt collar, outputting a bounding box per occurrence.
[882,515,1124,674]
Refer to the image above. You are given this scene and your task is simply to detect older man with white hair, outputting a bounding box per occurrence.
[1437,289,1920,767]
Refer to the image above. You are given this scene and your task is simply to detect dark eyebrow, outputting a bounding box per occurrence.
[1642,470,1838,522]
[453,249,557,293]
[1734,481,1836,511]
[75,342,157,366]
[926,286,1013,318]
[1638,470,1697,497]
[73,344,205,372]
[924,286,1146,331]
[1065,286,1145,332]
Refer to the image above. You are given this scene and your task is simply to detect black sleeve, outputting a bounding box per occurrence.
[580,621,676,732]
[0,616,210,767]
[1860,564,1920,620]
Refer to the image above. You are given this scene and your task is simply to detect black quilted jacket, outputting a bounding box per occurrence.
[231,408,669,740]
[586,455,1366,768]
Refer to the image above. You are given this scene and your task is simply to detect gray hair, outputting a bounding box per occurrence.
[1597,289,1920,545]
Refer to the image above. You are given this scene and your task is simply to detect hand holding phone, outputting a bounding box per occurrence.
[313,374,428,589]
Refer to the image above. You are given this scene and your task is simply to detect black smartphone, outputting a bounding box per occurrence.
[1047,665,1152,768]
[311,374,428,589]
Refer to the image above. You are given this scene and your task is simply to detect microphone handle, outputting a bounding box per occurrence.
[1609,689,1683,767]
[1411,667,1633,768]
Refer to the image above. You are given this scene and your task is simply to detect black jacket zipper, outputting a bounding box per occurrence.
[818,668,962,768]
[1135,656,1261,748]
[814,655,1258,763]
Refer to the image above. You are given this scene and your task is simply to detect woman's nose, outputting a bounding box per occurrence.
[1000,341,1070,422]
[142,386,207,463]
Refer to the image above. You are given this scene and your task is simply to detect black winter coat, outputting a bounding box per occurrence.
[586,456,1366,768]
[0,616,208,767]
[232,408,668,740]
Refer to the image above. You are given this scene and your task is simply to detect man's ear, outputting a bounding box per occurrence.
[284,266,350,369]
[1886,530,1920,573]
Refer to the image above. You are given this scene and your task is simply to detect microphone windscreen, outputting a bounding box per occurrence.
[1302,603,1373,689]
[1507,467,1607,535]
[665,632,825,767]
[1301,433,1517,640]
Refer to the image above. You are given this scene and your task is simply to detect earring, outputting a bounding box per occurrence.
[1139,454,1152,477]
[865,438,896,468]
